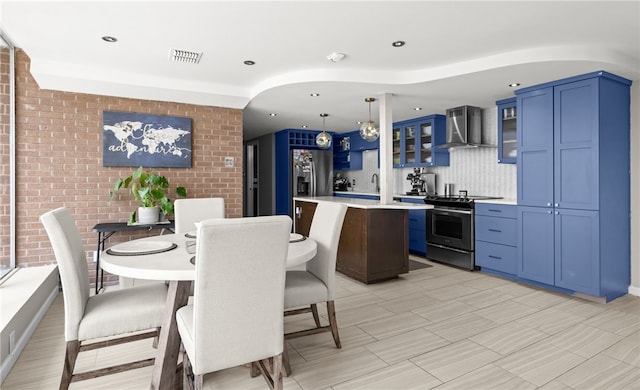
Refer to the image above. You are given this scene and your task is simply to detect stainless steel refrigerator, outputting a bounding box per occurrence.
[291,149,333,201]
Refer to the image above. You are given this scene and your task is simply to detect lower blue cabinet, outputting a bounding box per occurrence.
[400,197,426,255]
[475,203,517,275]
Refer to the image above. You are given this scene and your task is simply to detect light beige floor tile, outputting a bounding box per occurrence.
[512,289,568,309]
[455,288,514,309]
[368,282,425,301]
[470,322,548,356]
[545,323,624,358]
[605,294,640,314]
[422,284,480,301]
[332,303,395,328]
[555,354,640,390]
[410,340,501,383]
[331,360,442,390]
[602,331,640,367]
[460,274,514,290]
[585,309,640,336]
[473,299,538,324]
[551,298,608,319]
[536,380,576,390]
[415,275,466,291]
[287,325,376,362]
[291,347,388,390]
[357,311,431,340]
[412,299,477,323]
[433,364,537,390]
[492,281,538,297]
[424,313,498,342]
[516,308,584,335]
[376,292,440,314]
[365,328,450,364]
[494,342,585,387]
[202,365,303,390]
[334,292,385,311]
[446,269,486,282]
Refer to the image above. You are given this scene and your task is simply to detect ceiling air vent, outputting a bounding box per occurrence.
[169,49,202,64]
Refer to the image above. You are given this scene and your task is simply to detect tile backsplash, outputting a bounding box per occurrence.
[341,106,517,199]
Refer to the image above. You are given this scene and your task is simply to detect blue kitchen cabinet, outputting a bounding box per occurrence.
[496,97,517,164]
[349,130,379,151]
[475,203,518,275]
[398,197,426,255]
[517,87,554,207]
[393,115,448,168]
[515,71,631,301]
[333,133,363,171]
[517,206,555,284]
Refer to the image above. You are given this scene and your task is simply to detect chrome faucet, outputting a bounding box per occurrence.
[371,173,379,193]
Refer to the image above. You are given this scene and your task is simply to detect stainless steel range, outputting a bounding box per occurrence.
[424,193,501,270]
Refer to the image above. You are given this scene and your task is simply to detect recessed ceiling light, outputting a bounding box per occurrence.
[392,41,405,47]
[101,36,117,43]
[310,93,320,97]
[244,60,256,65]
[301,125,308,128]
[268,113,277,117]
[413,107,423,111]
[509,82,520,87]
[356,121,363,125]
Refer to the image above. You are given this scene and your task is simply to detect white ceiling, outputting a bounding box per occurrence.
[2,1,639,140]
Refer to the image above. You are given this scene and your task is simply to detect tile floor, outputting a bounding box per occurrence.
[3,256,639,389]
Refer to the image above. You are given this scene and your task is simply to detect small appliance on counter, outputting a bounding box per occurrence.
[333,173,349,191]
[406,168,436,195]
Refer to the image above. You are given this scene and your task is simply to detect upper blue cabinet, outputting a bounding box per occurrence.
[393,114,448,168]
[496,97,517,164]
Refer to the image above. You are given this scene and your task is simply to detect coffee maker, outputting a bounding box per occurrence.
[406,168,436,195]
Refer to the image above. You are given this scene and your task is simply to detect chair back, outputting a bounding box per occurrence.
[174,197,225,234]
[306,202,347,300]
[192,215,292,373]
[40,207,90,341]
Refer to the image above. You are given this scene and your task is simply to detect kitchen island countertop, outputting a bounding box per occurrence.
[294,196,433,210]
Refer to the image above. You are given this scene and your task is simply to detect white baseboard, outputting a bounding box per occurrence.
[0,286,58,383]
[628,285,640,296]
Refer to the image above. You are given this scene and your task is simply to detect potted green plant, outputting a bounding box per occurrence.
[108,166,187,224]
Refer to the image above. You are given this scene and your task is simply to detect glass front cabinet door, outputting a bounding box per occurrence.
[497,97,517,164]
[393,114,448,168]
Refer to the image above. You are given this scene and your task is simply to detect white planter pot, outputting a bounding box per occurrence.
[137,206,160,224]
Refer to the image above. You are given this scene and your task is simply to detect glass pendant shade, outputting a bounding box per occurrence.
[360,97,380,141]
[316,113,332,149]
[360,120,380,141]
[316,131,332,149]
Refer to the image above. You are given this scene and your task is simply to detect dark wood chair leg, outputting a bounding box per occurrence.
[182,347,191,390]
[311,303,321,327]
[327,300,341,348]
[250,362,260,377]
[194,374,204,390]
[272,353,283,390]
[282,346,291,377]
[59,340,79,390]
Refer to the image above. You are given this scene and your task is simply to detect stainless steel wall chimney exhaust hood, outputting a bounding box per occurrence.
[440,105,493,149]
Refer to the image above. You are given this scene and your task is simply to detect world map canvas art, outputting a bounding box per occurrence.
[102,111,192,167]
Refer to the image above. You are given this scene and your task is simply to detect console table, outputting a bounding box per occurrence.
[91,221,175,293]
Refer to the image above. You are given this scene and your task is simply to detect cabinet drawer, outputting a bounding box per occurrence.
[476,241,517,274]
[475,215,517,246]
[475,203,517,218]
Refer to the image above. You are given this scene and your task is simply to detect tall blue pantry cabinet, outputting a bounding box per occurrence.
[516,71,631,301]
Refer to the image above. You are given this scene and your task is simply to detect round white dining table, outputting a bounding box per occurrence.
[100,232,317,390]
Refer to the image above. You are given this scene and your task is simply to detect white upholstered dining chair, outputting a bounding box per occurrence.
[283,202,347,370]
[40,207,168,390]
[174,197,225,233]
[176,215,292,390]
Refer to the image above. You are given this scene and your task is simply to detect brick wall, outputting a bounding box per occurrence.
[10,50,243,286]
[1,47,10,267]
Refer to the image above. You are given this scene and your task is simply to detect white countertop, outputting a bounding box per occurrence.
[475,198,517,205]
[294,196,433,210]
[334,191,428,201]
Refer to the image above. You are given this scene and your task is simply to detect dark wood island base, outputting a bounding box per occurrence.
[294,199,409,284]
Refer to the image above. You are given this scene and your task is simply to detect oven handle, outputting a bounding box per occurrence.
[429,208,472,215]
[428,243,473,254]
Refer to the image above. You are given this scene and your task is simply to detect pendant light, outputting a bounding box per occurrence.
[316,113,332,149]
[360,97,380,142]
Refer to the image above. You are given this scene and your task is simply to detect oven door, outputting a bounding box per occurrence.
[426,207,473,251]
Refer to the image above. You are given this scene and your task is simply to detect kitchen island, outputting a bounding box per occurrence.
[293,196,432,284]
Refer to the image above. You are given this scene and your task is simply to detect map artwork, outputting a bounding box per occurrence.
[102,111,192,167]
